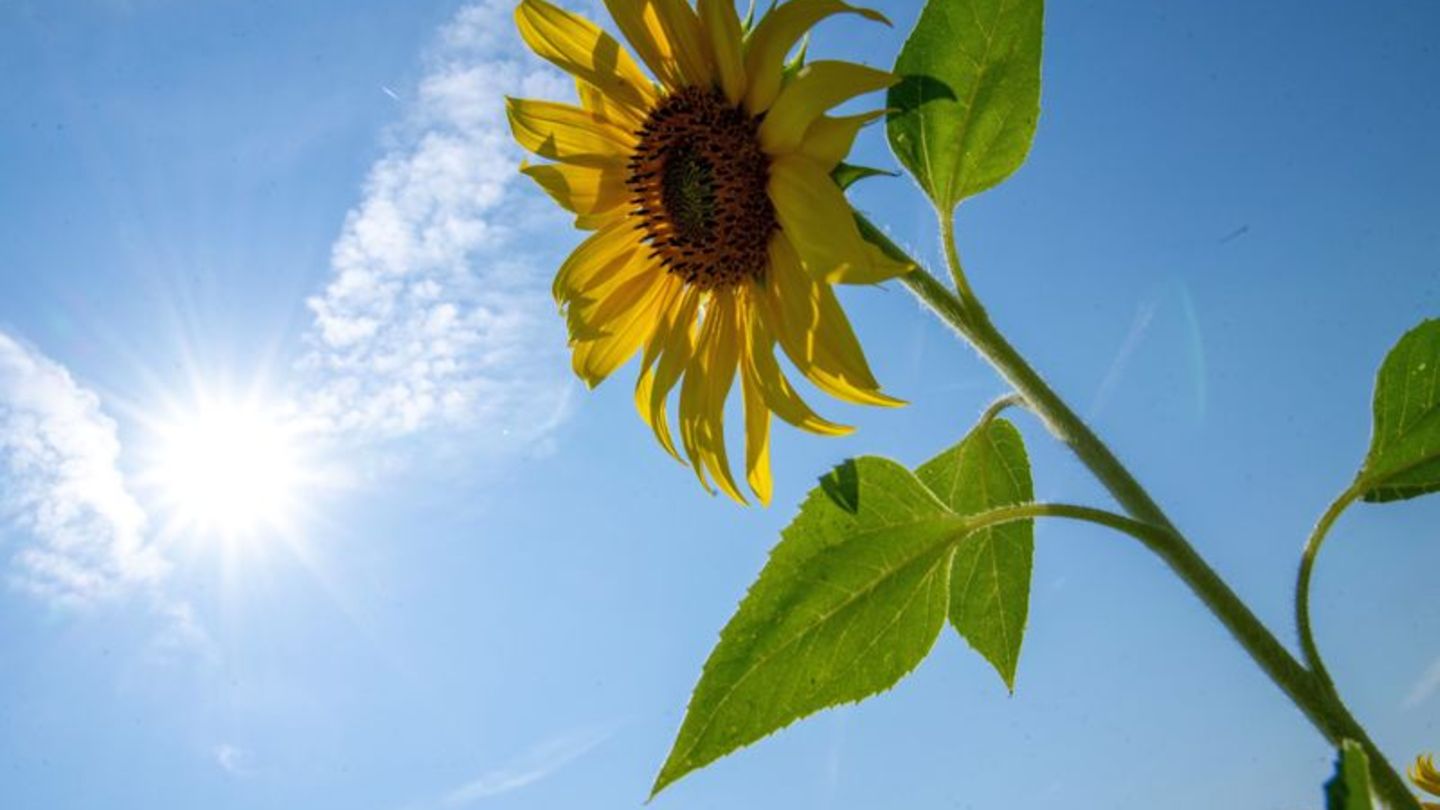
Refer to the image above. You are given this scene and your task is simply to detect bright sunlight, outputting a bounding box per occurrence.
[146,395,312,542]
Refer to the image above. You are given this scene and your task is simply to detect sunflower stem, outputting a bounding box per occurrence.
[857,214,1420,810]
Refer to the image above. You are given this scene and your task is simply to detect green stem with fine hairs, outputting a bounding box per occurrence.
[856,214,1420,810]
[1296,482,1365,703]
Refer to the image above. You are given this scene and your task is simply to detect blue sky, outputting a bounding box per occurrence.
[1,0,1437,808]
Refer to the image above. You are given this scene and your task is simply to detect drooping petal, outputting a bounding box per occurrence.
[799,110,884,168]
[1414,754,1440,797]
[679,291,745,501]
[570,269,672,386]
[742,297,853,436]
[738,320,774,505]
[758,61,897,155]
[743,0,889,114]
[769,153,910,284]
[566,258,666,340]
[762,234,904,408]
[506,98,635,167]
[636,283,696,461]
[516,0,657,115]
[552,218,641,304]
[857,239,914,284]
[698,0,746,104]
[637,287,702,460]
[520,161,630,218]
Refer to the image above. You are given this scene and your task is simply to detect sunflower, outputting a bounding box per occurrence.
[508,0,909,504]
[1414,753,1440,809]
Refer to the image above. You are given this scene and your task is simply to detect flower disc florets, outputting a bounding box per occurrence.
[627,87,777,291]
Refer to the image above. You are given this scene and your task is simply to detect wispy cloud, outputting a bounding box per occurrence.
[0,331,166,607]
[2,0,584,643]
[300,0,575,448]
[1404,656,1440,709]
[442,726,613,806]
[0,331,211,657]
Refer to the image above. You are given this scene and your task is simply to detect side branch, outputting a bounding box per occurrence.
[858,213,1422,810]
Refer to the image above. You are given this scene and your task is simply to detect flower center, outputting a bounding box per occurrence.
[628,87,777,290]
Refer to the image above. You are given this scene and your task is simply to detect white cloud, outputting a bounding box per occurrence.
[1,0,596,638]
[0,332,212,658]
[0,331,167,607]
[442,726,612,805]
[300,0,577,447]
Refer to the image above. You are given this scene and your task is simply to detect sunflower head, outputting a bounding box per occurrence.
[508,0,911,504]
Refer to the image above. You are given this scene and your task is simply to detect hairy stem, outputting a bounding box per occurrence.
[858,215,1420,809]
[1296,482,1364,702]
[937,214,978,310]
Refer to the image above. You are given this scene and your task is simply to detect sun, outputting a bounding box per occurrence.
[146,395,313,542]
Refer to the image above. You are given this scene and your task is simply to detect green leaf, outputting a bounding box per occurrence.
[886,0,1043,213]
[1359,319,1440,502]
[653,457,960,795]
[832,162,899,190]
[915,417,1033,690]
[1325,740,1375,810]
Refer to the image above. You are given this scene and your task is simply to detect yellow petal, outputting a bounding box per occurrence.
[649,0,714,88]
[743,0,889,114]
[566,258,665,340]
[516,0,657,115]
[603,0,712,89]
[679,291,745,501]
[769,153,909,285]
[604,0,682,89]
[742,297,853,436]
[576,78,645,130]
[570,270,670,386]
[763,234,904,408]
[638,287,701,460]
[573,209,629,230]
[858,239,914,284]
[698,0,746,104]
[506,97,635,167]
[552,219,640,304]
[1414,754,1440,797]
[634,283,693,460]
[799,110,884,168]
[758,61,897,155]
[520,161,629,216]
[738,323,774,505]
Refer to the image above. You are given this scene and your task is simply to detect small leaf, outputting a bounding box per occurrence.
[915,417,1033,690]
[832,162,899,190]
[654,457,960,795]
[886,0,1043,213]
[1359,319,1440,502]
[1325,740,1375,810]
